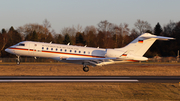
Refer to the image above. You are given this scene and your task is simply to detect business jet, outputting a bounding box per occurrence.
[5,33,174,72]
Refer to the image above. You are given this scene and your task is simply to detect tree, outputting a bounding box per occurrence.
[157,21,177,56]
[18,19,53,41]
[134,19,152,34]
[170,21,180,56]
[97,20,110,32]
[0,31,3,57]
[63,34,71,44]
[2,26,22,57]
[84,25,97,35]
[45,33,54,42]
[32,30,38,41]
[97,20,115,48]
[119,23,130,36]
[61,26,76,36]
[118,23,130,47]
[85,31,97,47]
[43,19,51,30]
[7,26,22,46]
[146,22,163,57]
[162,21,176,36]
[97,31,105,48]
[60,26,76,44]
[76,24,83,33]
[84,26,97,47]
[55,34,63,44]
[154,22,163,35]
[146,21,178,57]
[130,28,139,39]
[75,32,85,46]
[24,30,38,41]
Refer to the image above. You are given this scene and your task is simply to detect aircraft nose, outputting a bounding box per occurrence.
[5,47,16,55]
[5,48,10,53]
[5,47,14,54]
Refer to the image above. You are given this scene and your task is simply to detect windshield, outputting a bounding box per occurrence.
[17,43,25,46]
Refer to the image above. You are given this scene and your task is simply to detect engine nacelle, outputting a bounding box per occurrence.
[105,49,124,58]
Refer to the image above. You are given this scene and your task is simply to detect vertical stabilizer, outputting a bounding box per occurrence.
[116,33,174,56]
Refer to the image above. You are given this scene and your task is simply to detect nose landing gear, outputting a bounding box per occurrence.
[16,56,20,65]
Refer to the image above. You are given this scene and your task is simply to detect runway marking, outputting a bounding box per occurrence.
[0,77,131,79]
[0,79,139,82]
[0,76,179,83]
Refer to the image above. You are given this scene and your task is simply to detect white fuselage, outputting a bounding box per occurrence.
[5,41,108,59]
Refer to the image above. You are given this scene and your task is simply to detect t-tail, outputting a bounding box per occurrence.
[112,33,174,61]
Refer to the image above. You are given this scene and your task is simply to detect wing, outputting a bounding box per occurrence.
[52,57,117,66]
[66,57,117,60]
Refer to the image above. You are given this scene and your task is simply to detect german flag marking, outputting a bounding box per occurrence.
[122,54,127,56]
[138,40,143,43]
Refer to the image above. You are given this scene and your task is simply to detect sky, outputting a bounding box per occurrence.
[0,0,180,33]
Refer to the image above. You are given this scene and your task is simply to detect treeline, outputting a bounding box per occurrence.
[0,19,180,58]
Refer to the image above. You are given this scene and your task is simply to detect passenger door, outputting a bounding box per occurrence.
[28,43,36,56]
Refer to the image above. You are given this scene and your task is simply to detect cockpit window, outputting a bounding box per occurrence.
[18,44,25,46]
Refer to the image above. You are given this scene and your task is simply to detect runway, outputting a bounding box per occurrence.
[0,76,179,83]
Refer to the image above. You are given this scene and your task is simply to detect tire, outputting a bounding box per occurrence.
[16,61,20,65]
[83,66,89,72]
[16,59,20,65]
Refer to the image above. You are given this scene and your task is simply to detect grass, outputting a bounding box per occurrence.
[0,83,179,101]
[0,62,179,100]
[0,63,179,76]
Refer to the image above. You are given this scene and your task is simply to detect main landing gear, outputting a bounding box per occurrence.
[16,56,20,65]
[83,65,89,72]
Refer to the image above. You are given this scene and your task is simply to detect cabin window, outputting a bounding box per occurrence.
[79,51,81,53]
[51,48,53,51]
[70,50,72,52]
[47,48,48,50]
[56,48,58,51]
[84,51,86,54]
[60,49,62,51]
[74,50,76,53]
[42,47,44,50]
[88,52,90,54]
[65,49,67,52]
[18,44,25,46]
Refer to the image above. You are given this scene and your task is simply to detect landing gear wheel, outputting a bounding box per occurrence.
[83,66,89,72]
[16,56,20,65]
[16,60,20,65]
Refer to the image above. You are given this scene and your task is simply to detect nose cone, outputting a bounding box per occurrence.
[5,48,10,53]
[5,48,8,52]
[5,48,14,54]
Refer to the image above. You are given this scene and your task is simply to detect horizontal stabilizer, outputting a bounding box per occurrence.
[141,33,174,40]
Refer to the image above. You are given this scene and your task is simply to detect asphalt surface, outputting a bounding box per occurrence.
[0,76,179,83]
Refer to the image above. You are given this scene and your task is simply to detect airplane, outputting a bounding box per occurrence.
[5,33,174,72]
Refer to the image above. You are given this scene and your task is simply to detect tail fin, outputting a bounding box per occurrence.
[116,33,174,56]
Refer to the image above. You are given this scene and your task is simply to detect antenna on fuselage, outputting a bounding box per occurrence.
[84,45,87,47]
[50,41,52,44]
[97,46,99,48]
[67,42,70,45]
